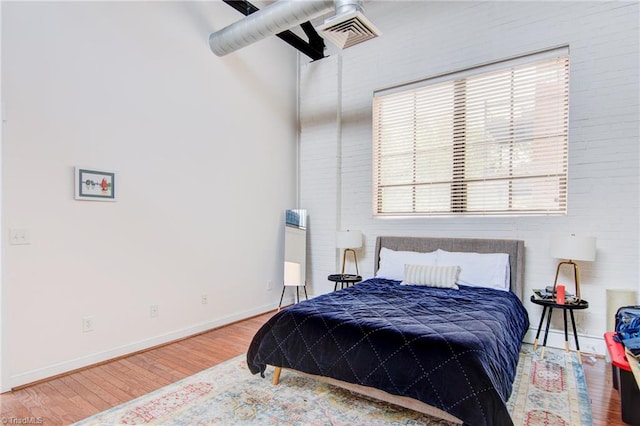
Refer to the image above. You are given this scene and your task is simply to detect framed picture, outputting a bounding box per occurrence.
[75,167,116,201]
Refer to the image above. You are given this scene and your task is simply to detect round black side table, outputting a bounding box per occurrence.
[530,295,589,364]
[328,274,362,291]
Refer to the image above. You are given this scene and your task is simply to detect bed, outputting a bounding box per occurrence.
[247,236,529,426]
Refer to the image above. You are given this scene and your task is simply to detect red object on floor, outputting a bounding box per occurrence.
[604,331,640,425]
[605,331,631,371]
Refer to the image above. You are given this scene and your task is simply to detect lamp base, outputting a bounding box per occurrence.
[552,260,581,302]
[341,248,359,276]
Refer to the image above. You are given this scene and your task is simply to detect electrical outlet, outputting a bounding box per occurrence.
[82,316,95,332]
[267,280,273,291]
[150,305,159,318]
[201,294,208,305]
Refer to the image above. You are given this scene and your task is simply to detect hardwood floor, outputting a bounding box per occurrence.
[0,311,629,425]
[0,311,276,425]
[583,355,627,425]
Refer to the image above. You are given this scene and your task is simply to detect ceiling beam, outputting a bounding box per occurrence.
[222,0,326,61]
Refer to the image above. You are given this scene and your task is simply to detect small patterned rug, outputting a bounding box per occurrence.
[74,344,592,425]
[508,345,592,426]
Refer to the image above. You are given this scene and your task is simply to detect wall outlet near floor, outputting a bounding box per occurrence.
[201,294,208,305]
[150,305,159,318]
[82,316,95,332]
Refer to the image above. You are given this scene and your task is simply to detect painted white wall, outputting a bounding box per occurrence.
[1,1,298,390]
[300,1,639,355]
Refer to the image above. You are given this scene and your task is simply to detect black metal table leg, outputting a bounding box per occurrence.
[541,307,554,359]
[563,308,569,352]
[533,305,548,350]
[277,286,286,311]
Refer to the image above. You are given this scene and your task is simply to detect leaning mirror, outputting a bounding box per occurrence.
[278,209,307,309]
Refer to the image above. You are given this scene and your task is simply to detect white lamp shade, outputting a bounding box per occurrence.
[336,230,362,249]
[549,235,596,261]
[284,261,302,286]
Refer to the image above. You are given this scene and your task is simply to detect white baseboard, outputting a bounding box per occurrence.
[8,300,291,390]
[523,327,607,356]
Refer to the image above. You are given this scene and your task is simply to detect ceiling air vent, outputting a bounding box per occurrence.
[316,10,381,49]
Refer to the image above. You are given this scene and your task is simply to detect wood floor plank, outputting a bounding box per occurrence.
[9,384,54,419]
[75,370,124,406]
[99,363,148,397]
[61,375,112,412]
[81,365,130,397]
[38,381,90,425]
[145,353,198,378]
[0,392,30,419]
[0,310,629,425]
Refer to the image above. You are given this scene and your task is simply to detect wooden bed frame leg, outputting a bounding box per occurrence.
[272,367,282,385]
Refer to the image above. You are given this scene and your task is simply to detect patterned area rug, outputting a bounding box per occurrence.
[508,345,592,426]
[74,344,592,425]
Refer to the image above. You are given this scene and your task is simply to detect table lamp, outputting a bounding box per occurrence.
[549,234,596,301]
[336,230,362,276]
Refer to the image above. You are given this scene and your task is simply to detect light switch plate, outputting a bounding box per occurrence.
[9,228,30,245]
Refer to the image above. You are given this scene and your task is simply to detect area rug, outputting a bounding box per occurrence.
[507,345,593,426]
[74,344,592,425]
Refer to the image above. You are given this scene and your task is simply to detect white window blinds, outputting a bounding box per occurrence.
[373,49,569,216]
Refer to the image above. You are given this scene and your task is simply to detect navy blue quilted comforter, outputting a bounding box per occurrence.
[247,279,529,426]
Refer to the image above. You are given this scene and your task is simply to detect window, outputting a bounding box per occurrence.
[373,48,569,216]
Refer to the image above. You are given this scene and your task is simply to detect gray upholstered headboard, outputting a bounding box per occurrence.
[374,236,525,300]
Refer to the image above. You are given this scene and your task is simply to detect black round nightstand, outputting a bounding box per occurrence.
[328,274,362,291]
[530,295,589,364]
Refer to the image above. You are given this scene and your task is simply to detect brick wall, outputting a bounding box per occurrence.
[299,1,639,351]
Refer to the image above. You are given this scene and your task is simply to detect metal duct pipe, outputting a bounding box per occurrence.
[210,0,334,57]
[334,0,363,16]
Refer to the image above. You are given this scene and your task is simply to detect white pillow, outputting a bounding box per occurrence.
[401,264,460,289]
[436,249,510,291]
[375,247,438,281]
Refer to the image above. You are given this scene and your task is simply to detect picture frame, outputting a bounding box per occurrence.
[75,167,116,201]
